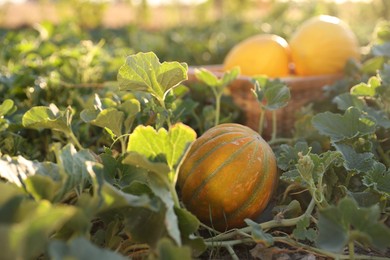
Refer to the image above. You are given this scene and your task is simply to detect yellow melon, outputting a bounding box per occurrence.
[223,34,291,77]
[289,15,361,76]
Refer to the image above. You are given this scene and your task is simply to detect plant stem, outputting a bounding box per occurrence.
[214,93,222,126]
[68,131,83,150]
[271,110,277,142]
[349,240,355,260]
[158,97,172,128]
[377,145,390,168]
[274,236,388,260]
[205,197,316,243]
[258,109,265,135]
[226,245,240,260]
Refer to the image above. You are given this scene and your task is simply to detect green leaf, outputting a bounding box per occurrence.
[55,144,98,198]
[195,67,239,95]
[362,161,390,196]
[317,197,390,252]
[118,52,188,101]
[379,63,390,86]
[121,99,141,133]
[333,143,375,173]
[154,238,193,260]
[24,175,62,201]
[252,77,290,110]
[0,200,77,260]
[277,142,311,171]
[81,99,141,137]
[372,42,390,57]
[194,68,219,87]
[361,56,385,75]
[126,123,196,180]
[49,237,127,260]
[272,200,302,219]
[122,152,171,176]
[22,104,71,134]
[0,154,60,187]
[122,153,182,246]
[148,176,182,246]
[312,107,376,142]
[0,99,14,117]
[333,93,366,111]
[82,108,125,137]
[175,207,206,256]
[245,219,274,246]
[350,76,381,97]
[293,216,317,242]
[123,203,166,248]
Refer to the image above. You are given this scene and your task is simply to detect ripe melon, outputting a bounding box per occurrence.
[223,34,291,77]
[289,15,361,76]
[177,123,278,231]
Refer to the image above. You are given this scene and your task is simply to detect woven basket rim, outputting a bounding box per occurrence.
[187,64,343,84]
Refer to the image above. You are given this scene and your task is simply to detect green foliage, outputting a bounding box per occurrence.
[194,67,239,126]
[317,197,390,253]
[1,15,390,259]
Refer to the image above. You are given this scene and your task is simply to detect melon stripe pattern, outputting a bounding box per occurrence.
[178,123,278,231]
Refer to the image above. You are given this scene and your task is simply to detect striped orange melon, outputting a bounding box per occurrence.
[177,123,278,231]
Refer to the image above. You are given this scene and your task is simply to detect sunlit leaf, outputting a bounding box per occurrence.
[350,76,381,97]
[22,104,71,134]
[126,123,196,179]
[118,52,188,101]
[0,154,60,187]
[82,108,124,137]
[0,99,14,117]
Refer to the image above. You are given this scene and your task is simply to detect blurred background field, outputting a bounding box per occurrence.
[0,0,388,73]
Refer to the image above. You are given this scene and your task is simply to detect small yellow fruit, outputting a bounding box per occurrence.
[290,15,361,76]
[223,34,291,77]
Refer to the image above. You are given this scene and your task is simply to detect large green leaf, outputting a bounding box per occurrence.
[55,144,98,199]
[333,143,375,173]
[80,98,140,137]
[49,237,127,260]
[82,108,125,137]
[126,123,196,180]
[317,197,390,252]
[22,104,71,134]
[312,107,376,142]
[118,52,188,101]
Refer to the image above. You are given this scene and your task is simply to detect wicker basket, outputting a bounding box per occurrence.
[186,65,343,138]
